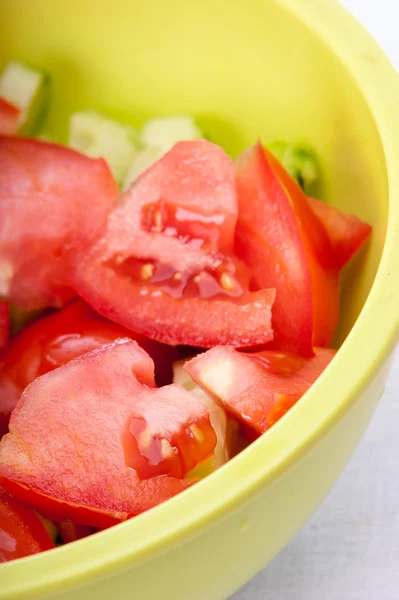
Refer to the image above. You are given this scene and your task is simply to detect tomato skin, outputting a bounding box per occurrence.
[235,143,314,356]
[0,300,179,438]
[0,301,9,351]
[185,346,336,434]
[122,384,217,479]
[0,98,20,135]
[0,137,119,311]
[73,140,275,348]
[236,143,340,354]
[307,196,372,269]
[268,154,371,345]
[0,340,197,527]
[267,149,340,347]
[266,150,334,268]
[306,251,340,348]
[0,488,54,562]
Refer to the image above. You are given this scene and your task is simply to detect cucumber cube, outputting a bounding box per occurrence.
[141,116,202,154]
[0,60,50,135]
[122,146,164,191]
[69,110,140,185]
[173,361,231,478]
[268,140,319,193]
[122,116,203,190]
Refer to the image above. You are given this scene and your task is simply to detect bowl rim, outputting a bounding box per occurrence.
[2,0,399,597]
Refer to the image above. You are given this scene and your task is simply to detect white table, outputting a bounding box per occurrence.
[233,2,399,598]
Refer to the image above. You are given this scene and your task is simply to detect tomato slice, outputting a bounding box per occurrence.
[306,250,340,348]
[122,384,216,479]
[307,196,372,269]
[0,137,119,311]
[0,98,20,135]
[185,346,336,434]
[0,301,9,351]
[235,143,339,354]
[73,140,275,348]
[266,150,334,268]
[0,339,199,527]
[54,521,94,544]
[0,300,180,438]
[0,488,54,562]
[267,150,341,347]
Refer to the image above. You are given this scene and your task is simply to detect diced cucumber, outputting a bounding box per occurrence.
[268,141,319,193]
[173,361,231,478]
[69,110,140,185]
[122,116,203,190]
[0,60,50,135]
[122,146,164,191]
[141,116,202,154]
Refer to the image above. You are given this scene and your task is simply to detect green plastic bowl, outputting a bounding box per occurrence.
[1,1,399,598]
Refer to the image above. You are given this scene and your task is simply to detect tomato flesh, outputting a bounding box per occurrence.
[0,137,119,310]
[0,300,180,438]
[0,301,9,351]
[185,346,336,434]
[267,394,300,428]
[73,140,275,348]
[122,384,216,479]
[307,196,372,269]
[0,99,20,135]
[0,340,200,526]
[244,349,305,374]
[0,488,54,562]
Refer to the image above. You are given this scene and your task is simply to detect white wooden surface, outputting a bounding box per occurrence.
[233,2,399,598]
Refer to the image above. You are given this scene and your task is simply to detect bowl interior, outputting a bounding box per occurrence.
[0,1,395,598]
[0,0,387,346]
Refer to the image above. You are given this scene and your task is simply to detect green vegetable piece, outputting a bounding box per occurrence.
[173,360,231,478]
[122,146,164,191]
[122,116,203,191]
[0,60,50,135]
[268,141,319,193]
[141,116,203,154]
[69,110,140,185]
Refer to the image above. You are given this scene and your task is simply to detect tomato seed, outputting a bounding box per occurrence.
[140,263,155,281]
[220,272,236,291]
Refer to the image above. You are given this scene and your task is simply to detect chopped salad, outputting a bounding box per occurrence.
[0,61,372,561]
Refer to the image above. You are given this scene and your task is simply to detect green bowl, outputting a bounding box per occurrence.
[1,0,399,598]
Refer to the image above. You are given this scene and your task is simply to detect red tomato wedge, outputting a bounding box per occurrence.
[235,143,339,355]
[0,137,119,311]
[307,197,372,269]
[122,384,216,479]
[185,346,336,434]
[0,299,180,438]
[54,521,94,544]
[0,98,20,135]
[0,488,54,562]
[73,140,275,348]
[0,339,200,527]
[0,301,9,351]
